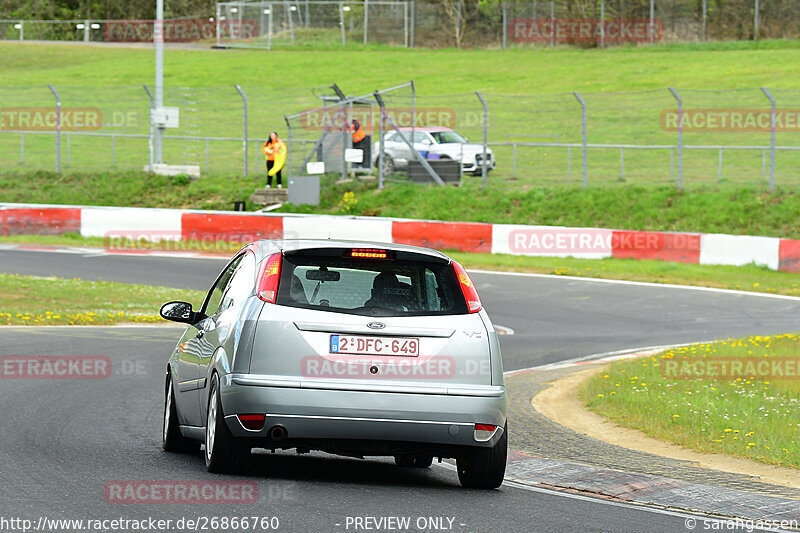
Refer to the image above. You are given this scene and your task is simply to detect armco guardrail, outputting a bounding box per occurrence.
[1,203,798,273]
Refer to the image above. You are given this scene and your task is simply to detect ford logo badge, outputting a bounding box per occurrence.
[367,322,386,330]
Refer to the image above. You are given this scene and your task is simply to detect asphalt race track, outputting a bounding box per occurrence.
[2,248,799,532]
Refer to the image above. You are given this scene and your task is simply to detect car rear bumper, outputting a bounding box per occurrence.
[220,373,507,451]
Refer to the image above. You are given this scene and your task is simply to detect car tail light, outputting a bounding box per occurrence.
[349,248,390,259]
[237,414,266,431]
[474,423,497,442]
[452,261,481,313]
[257,253,282,303]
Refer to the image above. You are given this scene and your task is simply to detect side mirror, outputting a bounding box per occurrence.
[160,301,198,324]
[422,138,433,146]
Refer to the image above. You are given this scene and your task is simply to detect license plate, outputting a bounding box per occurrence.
[330,334,419,357]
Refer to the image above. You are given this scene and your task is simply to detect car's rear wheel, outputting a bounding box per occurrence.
[162,374,198,453]
[456,424,507,489]
[204,373,248,473]
[394,454,434,468]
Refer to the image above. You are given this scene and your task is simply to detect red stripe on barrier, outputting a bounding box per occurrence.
[181,213,283,243]
[778,239,800,273]
[611,230,701,263]
[0,208,81,236]
[392,221,492,253]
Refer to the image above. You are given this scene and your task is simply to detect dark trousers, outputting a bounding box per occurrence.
[266,159,282,186]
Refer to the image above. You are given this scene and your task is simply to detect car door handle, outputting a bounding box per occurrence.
[195,331,204,339]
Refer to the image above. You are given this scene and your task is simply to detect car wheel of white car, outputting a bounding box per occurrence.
[376,155,394,175]
[204,373,248,473]
[456,423,507,489]
[162,374,198,453]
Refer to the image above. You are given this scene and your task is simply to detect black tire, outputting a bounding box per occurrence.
[375,154,395,175]
[456,424,507,489]
[162,374,199,453]
[204,373,248,473]
[394,454,434,468]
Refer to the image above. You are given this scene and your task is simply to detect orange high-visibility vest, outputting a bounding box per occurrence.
[352,124,366,144]
[262,139,286,161]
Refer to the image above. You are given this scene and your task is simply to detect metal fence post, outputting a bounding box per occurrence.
[476,91,488,189]
[216,4,221,46]
[550,1,555,48]
[339,2,346,46]
[48,84,61,173]
[411,79,416,165]
[403,1,409,48]
[378,105,385,189]
[600,0,605,48]
[284,116,293,179]
[717,148,723,181]
[235,84,248,176]
[649,0,655,43]
[268,3,273,51]
[18,21,23,41]
[761,86,776,191]
[363,0,369,44]
[83,20,90,42]
[573,92,587,187]
[289,3,295,45]
[20,134,24,163]
[409,0,415,47]
[754,0,759,40]
[702,0,707,42]
[143,84,154,171]
[668,87,683,190]
[502,2,507,49]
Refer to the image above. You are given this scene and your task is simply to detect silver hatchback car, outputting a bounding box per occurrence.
[160,240,507,489]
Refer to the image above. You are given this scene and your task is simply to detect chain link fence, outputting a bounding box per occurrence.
[3,1,800,47]
[2,83,800,189]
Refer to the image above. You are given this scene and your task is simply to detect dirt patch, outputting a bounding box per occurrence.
[532,364,800,490]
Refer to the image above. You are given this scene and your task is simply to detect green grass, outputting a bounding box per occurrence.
[7,170,800,239]
[2,41,800,184]
[580,334,800,468]
[0,272,205,325]
[4,40,800,91]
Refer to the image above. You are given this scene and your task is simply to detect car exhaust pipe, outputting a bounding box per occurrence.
[268,425,287,441]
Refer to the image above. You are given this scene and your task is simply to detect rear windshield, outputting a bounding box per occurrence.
[276,251,468,317]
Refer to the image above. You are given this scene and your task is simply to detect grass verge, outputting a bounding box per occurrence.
[6,173,800,239]
[0,273,205,325]
[580,334,800,468]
